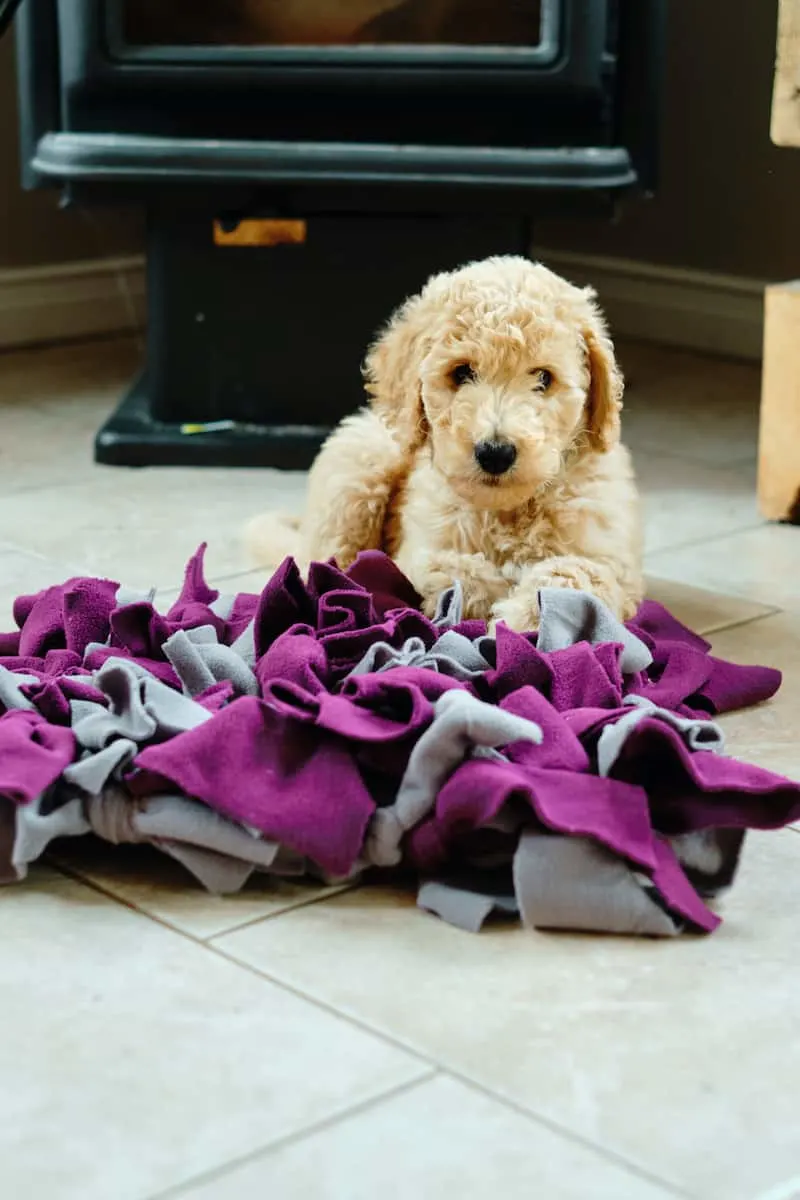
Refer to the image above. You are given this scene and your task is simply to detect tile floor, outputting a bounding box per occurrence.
[1,335,800,1200]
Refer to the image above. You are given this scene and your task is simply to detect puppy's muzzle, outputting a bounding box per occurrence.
[474,440,517,476]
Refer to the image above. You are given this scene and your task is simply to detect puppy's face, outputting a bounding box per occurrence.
[365,257,623,513]
[420,314,589,511]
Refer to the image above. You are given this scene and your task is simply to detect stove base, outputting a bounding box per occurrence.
[94,211,531,469]
[95,373,328,468]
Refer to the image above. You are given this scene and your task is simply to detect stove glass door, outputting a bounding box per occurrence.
[119,0,551,54]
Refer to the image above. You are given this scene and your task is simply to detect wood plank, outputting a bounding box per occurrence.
[758,281,800,521]
[772,0,800,147]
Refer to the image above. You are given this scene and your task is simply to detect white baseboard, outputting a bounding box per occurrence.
[0,254,146,350]
[0,247,766,362]
[539,249,766,361]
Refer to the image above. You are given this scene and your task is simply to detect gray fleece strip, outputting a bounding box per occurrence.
[0,666,38,712]
[162,626,259,698]
[363,689,542,868]
[349,628,492,682]
[73,658,212,751]
[432,581,464,628]
[537,587,653,674]
[597,694,725,777]
[417,878,518,933]
[513,830,682,937]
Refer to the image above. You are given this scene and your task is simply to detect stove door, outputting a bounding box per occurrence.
[117,0,556,57]
[18,0,665,198]
[52,0,611,146]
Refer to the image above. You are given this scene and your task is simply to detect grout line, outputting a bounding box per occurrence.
[652,451,758,471]
[49,867,664,1187]
[45,830,789,1200]
[698,607,784,639]
[629,439,758,471]
[201,884,358,942]
[46,858,168,918]
[203,937,687,1197]
[434,1070,692,1199]
[48,860,713,1196]
[145,1071,439,1200]
[644,518,769,561]
[0,541,95,580]
[45,856,357,942]
[202,570,268,591]
[206,933,464,1063]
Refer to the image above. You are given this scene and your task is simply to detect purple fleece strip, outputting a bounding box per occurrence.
[0,543,793,935]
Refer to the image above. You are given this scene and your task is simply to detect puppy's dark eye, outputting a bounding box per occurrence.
[450,363,477,388]
[531,368,553,392]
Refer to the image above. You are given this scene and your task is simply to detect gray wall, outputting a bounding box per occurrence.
[2,2,799,278]
[539,0,800,280]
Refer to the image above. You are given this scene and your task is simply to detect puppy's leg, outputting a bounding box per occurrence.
[245,409,405,571]
[304,409,406,567]
[491,554,641,632]
[413,551,518,620]
[244,511,303,571]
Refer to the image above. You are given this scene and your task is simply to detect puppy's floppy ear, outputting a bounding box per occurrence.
[581,289,623,454]
[363,292,431,454]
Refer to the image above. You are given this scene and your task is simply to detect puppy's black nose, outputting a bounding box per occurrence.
[474,440,517,476]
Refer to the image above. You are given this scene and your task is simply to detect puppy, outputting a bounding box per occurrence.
[246,255,643,630]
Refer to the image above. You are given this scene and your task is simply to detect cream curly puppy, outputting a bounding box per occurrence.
[246,255,643,630]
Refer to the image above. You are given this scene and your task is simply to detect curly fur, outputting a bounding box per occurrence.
[245,255,644,630]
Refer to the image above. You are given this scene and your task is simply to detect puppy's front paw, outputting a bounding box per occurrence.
[420,589,445,620]
[524,561,629,621]
[419,570,509,622]
[421,581,497,622]
[489,593,540,635]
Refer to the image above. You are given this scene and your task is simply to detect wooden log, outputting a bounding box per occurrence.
[772,0,800,147]
[758,282,800,522]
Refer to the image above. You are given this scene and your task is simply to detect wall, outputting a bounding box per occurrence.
[3,4,799,278]
[538,0,800,281]
[0,36,142,270]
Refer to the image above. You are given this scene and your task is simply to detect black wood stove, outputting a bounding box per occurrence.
[14,0,666,468]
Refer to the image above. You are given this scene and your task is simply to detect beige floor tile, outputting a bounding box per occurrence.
[646,524,800,609]
[0,869,426,1200]
[0,338,142,495]
[1,330,797,1200]
[0,545,88,629]
[51,839,353,940]
[0,466,306,590]
[155,568,282,607]
[0,336,306,589]
[618,339,760,468]
[177,1075,676,1200]
[0,861,75,889]
[4,443,760,593]
[4,527,774,643]
[217,831,800,1200]
[205,567,273,594]
[0,337,140,412]
[710,613,800,782]
[634,450,762,555]
[644,576,777,635]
